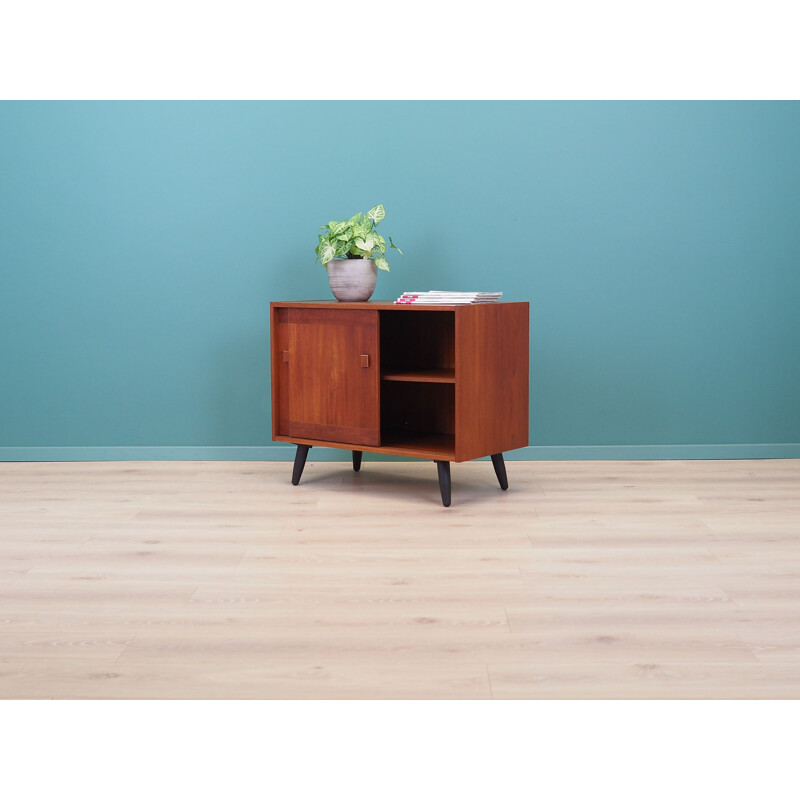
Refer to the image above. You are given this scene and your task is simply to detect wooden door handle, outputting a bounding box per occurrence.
[282,350,289,363]
[360,354,370,368]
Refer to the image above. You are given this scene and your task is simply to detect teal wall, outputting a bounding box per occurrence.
[1,102,799,460]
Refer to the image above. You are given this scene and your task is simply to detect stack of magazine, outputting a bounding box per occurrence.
[393,291,503,305]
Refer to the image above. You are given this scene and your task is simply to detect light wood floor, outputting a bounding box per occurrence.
[1,458,799,699]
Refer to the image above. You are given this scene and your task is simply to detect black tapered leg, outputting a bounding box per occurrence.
[291,444,311,485]
[490,452,508,490]
[352,450,362,472]
[436,460,451,507]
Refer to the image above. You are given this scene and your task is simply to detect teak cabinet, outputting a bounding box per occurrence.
[270,300,529,506]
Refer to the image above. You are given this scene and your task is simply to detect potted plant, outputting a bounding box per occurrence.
[315,204,403,301]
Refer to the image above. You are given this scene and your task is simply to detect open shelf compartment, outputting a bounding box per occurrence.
[379,309,454,376]
[379,310,456,458]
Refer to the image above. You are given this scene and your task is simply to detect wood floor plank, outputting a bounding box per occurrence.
[0,656,492,700]
[486,662,800,699]
[1,459,799,698]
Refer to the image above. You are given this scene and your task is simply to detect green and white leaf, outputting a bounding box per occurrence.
[319,241,336,265]
[352,221,370,239]
[367,204,385,224]
[316,206,398,270]
[354,234,375,252]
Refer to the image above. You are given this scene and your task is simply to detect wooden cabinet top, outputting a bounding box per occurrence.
[270,300,528,312]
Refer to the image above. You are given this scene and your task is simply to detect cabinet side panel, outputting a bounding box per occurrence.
[455,303,529,461]
[271,306,291,438]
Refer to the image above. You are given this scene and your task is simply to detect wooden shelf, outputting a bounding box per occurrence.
[381,367,455,384]
[379,431,456,459]
[274,432,456,461]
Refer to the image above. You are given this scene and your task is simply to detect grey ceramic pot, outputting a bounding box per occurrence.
[327,258,377,302]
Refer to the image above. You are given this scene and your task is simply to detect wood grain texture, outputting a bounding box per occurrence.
[274,432,455,460]
[381,368,456,384]
[455,302,529,462]
[270,304,287,439]
[272,302,529,466]
[271,300,467,311]
[276,307,381,447]
[2,458,799,698]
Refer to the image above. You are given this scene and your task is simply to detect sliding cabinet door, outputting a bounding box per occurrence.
[273,308,380,446]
